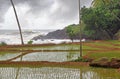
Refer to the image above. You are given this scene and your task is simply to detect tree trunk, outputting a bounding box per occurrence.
[105,29,114,39]
[78,0,82,57]
[10,0,24,45]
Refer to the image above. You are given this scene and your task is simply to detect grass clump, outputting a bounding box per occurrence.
[72,57,89,62]
[27,40,33,44]
[89,51,120,60]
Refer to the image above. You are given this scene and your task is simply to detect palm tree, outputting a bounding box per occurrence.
[78,0,82,57]
[10,0,24,45]
[92,0,110,7]
[10,1,24,78]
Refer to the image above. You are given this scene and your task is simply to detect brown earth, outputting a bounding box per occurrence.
[90,57,120,69]
[0,61,89,68]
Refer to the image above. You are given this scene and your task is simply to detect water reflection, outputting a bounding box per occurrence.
[14,52,79,62]
[32,45,80,50]
[0,52,79,62]
[67,51,79,60]
[0,67,119,79]
[0,53,20,60]
[15,52,24,79]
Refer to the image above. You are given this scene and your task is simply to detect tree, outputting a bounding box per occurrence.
[10,0,24,45]
[92,0,110,7]
[81,0,120,40]
[66,24,80,42]
[92,0,120,21]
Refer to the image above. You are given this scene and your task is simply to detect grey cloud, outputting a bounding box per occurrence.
[0,0,92,25]
[0,0,25,23]
[49,0,92,21]
[26,0,54,14]
[0,0,10,22]
[50,0,78,20]
[0,0,54,22]
[12,0,54,14]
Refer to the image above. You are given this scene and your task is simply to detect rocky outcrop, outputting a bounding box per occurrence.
[32,29,69,40]
[32,29,89,40]
[90,57,120,68]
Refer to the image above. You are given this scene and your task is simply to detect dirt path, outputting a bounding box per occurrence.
[0,61,89,67]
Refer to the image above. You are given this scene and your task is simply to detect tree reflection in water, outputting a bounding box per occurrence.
[15,52,23,79]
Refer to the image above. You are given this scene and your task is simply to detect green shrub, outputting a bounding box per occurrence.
[0,42,7,46]
[27,40,33,44]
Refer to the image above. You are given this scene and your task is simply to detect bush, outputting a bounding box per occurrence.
[27,40,33,44]
[0,42,7,46]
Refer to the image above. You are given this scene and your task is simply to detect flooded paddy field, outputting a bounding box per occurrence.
[0,67,119,79]
[0,51,120,79]
[0,41,120,79]
[0,51,79,62]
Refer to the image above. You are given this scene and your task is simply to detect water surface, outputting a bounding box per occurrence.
[16,52,79,62]
[0,52,79,62]
[0,67,119,79]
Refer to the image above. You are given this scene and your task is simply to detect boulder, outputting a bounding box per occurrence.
[90,57,120,68]
[110,58,120,68]
[90,57,110,68]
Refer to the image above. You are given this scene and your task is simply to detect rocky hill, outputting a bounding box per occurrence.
[32,28,89,41]
[32,29,69,40]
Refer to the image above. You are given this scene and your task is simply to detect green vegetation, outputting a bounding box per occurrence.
[92,0,111,7]
[66,24,80,42]
[0,42,7,46]
[89,51,120,59]
[81,0,120,40]
[65,0,120,40]
[27,40,33,44]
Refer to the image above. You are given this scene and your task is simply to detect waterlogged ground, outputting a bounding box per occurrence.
[0,52,79,62]
[0,67,120,79]
[0,52,20,60]
[2,40,120,60]
[21,52,79,62]
[0,40,120,79]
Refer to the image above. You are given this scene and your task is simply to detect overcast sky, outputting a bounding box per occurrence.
[0,0,92,30]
